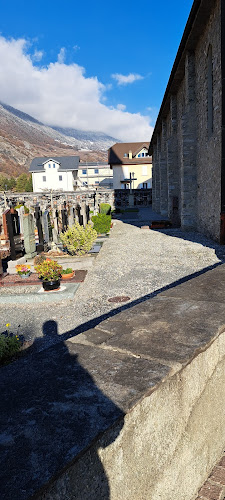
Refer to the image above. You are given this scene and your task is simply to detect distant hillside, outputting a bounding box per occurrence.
[0,102,116,177]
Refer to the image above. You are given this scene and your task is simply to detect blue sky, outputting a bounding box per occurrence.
[0,0,193,141]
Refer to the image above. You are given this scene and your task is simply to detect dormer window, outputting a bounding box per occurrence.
[48,164,51,168]
[124,153,128,158]
[53,164,55,168]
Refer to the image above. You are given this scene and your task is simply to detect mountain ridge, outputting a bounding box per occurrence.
[0,102,117,176]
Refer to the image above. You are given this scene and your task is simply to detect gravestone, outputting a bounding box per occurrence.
[43,210,53,245]
[34,206,44,252]
[52,209,59,244]
[68,207,74,228]
[86,204,90,223]
[23,214,37,259]
[75,204,80,223]
[80,202,87,227]
[17,205,25,237]
[61,208,68,232]
[2,208,23,261]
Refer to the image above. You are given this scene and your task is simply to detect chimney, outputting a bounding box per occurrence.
[128,150,132,159]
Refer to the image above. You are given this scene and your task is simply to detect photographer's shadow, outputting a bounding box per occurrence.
[0,321,124,500]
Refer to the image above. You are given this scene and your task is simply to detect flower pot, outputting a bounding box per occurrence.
[19,272,31,279]
[61,271,74,280]
[42,279,60,292]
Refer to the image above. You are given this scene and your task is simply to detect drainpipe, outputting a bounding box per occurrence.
[220,0,225,243]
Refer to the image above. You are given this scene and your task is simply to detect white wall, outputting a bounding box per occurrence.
[32,160,75,192]
[112,163,152,189]
[77,165,113,189]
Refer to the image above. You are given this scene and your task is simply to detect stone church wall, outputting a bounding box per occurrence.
[152,0,222,241]
[195,0,222,240]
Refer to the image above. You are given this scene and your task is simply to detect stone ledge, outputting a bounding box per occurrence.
[1,264,225,500]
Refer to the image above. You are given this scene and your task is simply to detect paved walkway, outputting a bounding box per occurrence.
[0,208,225,499]
[1,251,225,499]
[0,207,224,345]
[196,452,225,499]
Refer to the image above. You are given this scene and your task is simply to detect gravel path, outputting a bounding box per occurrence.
[1,209,224,344]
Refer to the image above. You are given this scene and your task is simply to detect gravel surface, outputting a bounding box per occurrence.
[1,207,224,345]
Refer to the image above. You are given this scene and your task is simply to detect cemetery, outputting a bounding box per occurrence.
[0,192,113,311]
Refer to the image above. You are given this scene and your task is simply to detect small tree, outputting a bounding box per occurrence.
[15,174,33,192]
[15,174,28,192]
[0,175,16,191]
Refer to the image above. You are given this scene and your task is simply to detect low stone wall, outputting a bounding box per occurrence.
[35,326,225,500]
[114,188,152,207]
[2,264,225,500]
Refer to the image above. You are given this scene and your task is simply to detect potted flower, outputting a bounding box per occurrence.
[61,268,75,280]
[15,264,31,278]
[34,259,63,291]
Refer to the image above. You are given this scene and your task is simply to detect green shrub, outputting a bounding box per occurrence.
[60,222,97,255]
[100,203,111,215]
[0,333,21,364]
[61,268,73,274]
[91,213,111,234]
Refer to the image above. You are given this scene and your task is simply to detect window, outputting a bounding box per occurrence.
[43,176,46,182]
[138,151,148,158]
[94,169,99,174]
[53,163,55,168]
[82,169,87,175]
[207,44,213,136]
[59,175,62,181]
[95,181,99,185]
[124,153,128,158]
[48,164,51,168]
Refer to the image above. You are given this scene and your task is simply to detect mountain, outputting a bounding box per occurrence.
[0,102,117,177]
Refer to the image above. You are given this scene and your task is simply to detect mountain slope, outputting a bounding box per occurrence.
[0,103,116,176]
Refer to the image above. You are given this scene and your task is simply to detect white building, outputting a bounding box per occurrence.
[29,156,79,192]
[108,142,152,190]
[29,157,113,192]
[77,162,113,189]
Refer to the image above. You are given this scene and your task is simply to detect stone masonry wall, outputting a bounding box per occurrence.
[152,0,222,241]
[195,0,222,241]
[37,331,225,500]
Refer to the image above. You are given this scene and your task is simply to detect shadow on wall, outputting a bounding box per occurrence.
[0,320,124,500]
[137,177,152,189]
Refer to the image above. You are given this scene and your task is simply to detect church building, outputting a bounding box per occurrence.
[149,0,225,243]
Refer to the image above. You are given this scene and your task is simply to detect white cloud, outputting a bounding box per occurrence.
[73,45,80,52]
[32,49,44,62]
[0,36,153,142]
[117,103,126,111]
[111,73,144,85]
[57,47,66,64]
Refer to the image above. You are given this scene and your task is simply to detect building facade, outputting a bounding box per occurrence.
[30,156,79,192]
[77,162,113,189]
[108,142,152,190]
[149,0,225,242]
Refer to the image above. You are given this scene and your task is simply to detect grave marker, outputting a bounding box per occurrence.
[43,210,53,244]
[34,206,44,252]
[3,208,23,260]
[17,205,25,237]
[61,208,68,232]
[23,214,37,259]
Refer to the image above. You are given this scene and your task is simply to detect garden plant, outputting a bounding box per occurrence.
[91,213,111,234]
[60,222,97,255]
